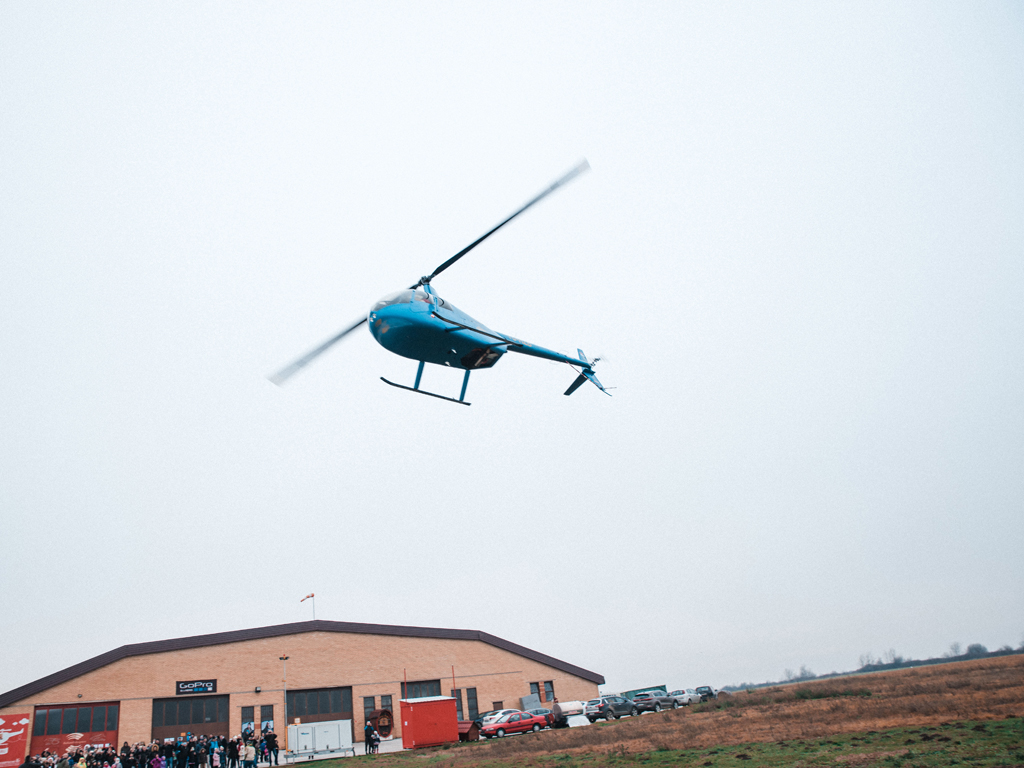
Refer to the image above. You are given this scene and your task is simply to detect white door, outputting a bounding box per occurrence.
[313,724,337,752]
[294,726,314,752]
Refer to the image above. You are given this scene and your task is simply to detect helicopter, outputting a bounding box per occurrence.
[269,160,609,405]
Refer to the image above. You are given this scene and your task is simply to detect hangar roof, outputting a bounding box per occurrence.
[0,620,605,707]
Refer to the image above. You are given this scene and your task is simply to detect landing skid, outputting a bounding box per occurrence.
[380,361,471,406]
[380,377,471,406]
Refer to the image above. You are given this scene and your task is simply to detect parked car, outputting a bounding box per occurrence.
[669,688,701,706]
[695,686,718,702]
[480,711,548,738]
[473,710,498,727]
[585,695,638,722]
[526,708,554,726]
[473,708,520,729]
[474,708,521,728]
[632,690,679,713]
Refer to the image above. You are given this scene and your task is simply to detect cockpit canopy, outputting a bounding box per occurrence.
[372,290,453,312]
[373,290,416,310]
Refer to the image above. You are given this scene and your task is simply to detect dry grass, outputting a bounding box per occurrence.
[339,654,1024,765]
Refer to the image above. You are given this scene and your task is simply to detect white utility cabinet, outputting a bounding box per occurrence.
[286,719,353,760]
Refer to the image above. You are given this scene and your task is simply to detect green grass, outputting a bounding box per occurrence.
[590,720,1024,768]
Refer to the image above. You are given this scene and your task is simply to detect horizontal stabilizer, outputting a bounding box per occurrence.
[564,373,588,396]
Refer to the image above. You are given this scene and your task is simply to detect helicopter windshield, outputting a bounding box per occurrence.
[373,290,438,311]
[372,290,415,311]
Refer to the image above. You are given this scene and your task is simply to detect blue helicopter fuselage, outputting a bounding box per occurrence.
[367,288,584,371]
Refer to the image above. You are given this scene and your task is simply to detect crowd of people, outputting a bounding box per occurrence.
[19,732,282,768]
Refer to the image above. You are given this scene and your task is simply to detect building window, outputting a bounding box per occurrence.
[492,702,503,710]
[400,680,441,699]
[450,689,464,721]
[466,689,478,721]
[286,688,352,721]
[544,681,555,702]
[75,708,92,733]
[530,682,540,698]
[363,697,375,719]
[35,704,119,738]
[155,697,228,728]
[381,695,392,712]
[260,705,274,732]
[241,706,255,735]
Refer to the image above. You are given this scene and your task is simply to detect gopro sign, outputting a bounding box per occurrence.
[177,680,217,695]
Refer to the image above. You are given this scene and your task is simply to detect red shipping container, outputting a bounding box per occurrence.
[399,697,459,749]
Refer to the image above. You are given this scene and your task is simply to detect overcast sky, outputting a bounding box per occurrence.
[2,1,1022,697]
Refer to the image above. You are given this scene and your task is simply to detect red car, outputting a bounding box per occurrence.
[480,711,548,738]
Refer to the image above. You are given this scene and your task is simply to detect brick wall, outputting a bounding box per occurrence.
[0,631,600,755]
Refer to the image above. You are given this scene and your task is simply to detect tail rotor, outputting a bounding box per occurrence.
[564,349,611,396]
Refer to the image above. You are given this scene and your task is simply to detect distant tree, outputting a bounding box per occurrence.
[784,668,795,681]
[883,649,904,665]
[859,653,877,668]
[880,651,905,667]
[946,642,962,658]
[798,665,815,680]
[965,643,988,657]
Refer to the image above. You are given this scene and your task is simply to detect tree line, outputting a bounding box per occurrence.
[722,639,1024,692]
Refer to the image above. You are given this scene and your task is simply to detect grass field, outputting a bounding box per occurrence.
[316,654,1024,767]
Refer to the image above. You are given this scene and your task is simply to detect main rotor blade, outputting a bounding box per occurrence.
[268,316,367,385]
[413,159,590,288]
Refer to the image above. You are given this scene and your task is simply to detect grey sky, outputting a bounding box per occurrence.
[1,1,1022,696]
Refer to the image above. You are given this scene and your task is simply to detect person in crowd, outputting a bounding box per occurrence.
[226,739,239,768]
[371,730,380,755]
[241,741,255,768]
[262,733,277,767]
[363,721,373,755]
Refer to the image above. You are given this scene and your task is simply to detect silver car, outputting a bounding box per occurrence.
[669,688,701,705]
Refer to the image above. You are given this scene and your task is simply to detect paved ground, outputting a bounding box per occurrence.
[281,715,593,760]
[281,735,402,762]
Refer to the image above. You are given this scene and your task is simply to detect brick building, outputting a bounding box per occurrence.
[0,620,603,758]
